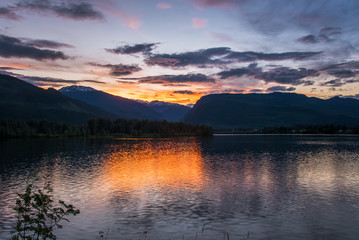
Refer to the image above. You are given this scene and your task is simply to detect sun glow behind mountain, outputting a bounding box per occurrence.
[0,0,358,104]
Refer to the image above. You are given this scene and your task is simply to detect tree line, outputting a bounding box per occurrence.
[0,118,213,138]
[217,124,359,134]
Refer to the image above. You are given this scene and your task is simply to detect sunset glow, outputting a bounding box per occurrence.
[102,139,204,192]
[0,0,358,104]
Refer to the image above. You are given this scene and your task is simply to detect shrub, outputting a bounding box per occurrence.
[10,170,80,240]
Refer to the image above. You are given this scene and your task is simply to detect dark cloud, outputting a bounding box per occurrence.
[106,43,159,55]
[320,78,359,87]
[217,62,259,79]
[0,66,20,70]
[321,61,359,71]
[25,39,74,49]
[328,70,357,78]
[21,75,104,84]
[0,6,21,20]
[224,51,321,62]
[145,47,231,67]
[320,79,343,87]
[2,71,104,87]
[89,62,141,76]
[298,35,317,44]
[218,64,319,85]
[228,89,245,93]
[340,94,359,100]
[121,73,215,84]
[0,34,69,60]
[16,0,104,20]
[320,61,359,79]
[298,27,342,44]
[249,89,264,93]
[145,47,321,68]
[267,86,296,92]
[255,67,319,85]
[173,90,195,94]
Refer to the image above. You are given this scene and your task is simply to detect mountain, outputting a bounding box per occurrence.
[59,86,160,120]
[184,93,359,128]
[0,74,116,124]
[138,100,191,122]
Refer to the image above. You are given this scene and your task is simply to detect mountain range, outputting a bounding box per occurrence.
[184,93,359,128]
[59,86,190,121]
[2,73,359,128]
[0,74,115,124]
[0,74,189,123]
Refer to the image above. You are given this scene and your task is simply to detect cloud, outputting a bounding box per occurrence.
[255,67,319,85]
[249,89,264,93]
[192,18,208,28]
[320,61,359,79]
[145,47,321,68]
[267,86,296,92]
[298,27,342,44]
[236,1,358,36]
[0,66,20,70]
[121,73,215,84]
[156,3,171,9]
[25,39,74,49]
[225,51,321,62]
[0,6,21,20]
[119,14,141,29]
[0,34,69,61]
[89,62,142,76]
[187,0,239,9]
[145,47,230,67]
[2,71,104,87]
[218,64,319,85]
[173,90,195,94]
[20,75,104,84]
[320,79,344,87]
[106,43,158,55]
[217,62,259,79]
[16,0,104,21]
[340,94,359,100]
[320,78,359,87]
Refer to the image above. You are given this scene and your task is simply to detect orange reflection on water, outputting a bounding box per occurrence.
[101,139,204,193]
[296,151,336,195]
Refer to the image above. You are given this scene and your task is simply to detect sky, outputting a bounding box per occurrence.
[0,0,359,104]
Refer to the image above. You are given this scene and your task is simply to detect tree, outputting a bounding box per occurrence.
[11,170,80,240]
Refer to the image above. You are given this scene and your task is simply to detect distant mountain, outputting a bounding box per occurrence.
[0,74,116,124]
[184,93,359,128]
[59,86,160,120]
[139,100,191,122]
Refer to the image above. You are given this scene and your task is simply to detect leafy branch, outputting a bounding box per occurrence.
[11,170,80,240]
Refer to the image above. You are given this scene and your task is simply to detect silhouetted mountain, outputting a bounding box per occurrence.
[59,86,160,120]
[138,100,191,122]
[0,74,116,124]
[184,93,359,128]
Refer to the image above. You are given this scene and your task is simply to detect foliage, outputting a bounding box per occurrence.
[0,118,213,138]
[11,170,80,240]
[225,124,359,134]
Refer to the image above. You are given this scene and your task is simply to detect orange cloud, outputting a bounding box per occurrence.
[192,18,208,28]
[96,1,141,29]
[156,3,172,9]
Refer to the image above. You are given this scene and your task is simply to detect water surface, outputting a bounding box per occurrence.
[1,135,359,240]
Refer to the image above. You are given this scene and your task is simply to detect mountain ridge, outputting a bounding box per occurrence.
[0,74,116,124]
[184,92,359,128]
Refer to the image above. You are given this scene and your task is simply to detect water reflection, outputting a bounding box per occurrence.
[102,139,204,192]
[1,136,359,240]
